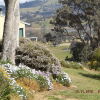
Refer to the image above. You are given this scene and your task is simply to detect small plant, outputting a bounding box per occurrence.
[0,72,12,100]
[0,65,27,100]
[55,72,71,87]
[11,68,34,79]
[93,48,100,61]
[0,60,12,64]
[88,61,100,71]
[36,75,49,91]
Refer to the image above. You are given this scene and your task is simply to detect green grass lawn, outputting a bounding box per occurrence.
[44,44,100,100]
[48,45,72,61]
[44,68,100,100]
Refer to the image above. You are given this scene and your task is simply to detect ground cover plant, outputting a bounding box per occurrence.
[0,66,25,100]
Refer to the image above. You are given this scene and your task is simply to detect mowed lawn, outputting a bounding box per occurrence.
[53,68,100,100]
[34,44,100,100]
[48,44,72,61]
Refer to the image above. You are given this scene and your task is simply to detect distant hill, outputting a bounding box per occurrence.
[20,0,43,8]
[20,0,61,39]
[0,0,61,38]
[0,0,60,23]
[20,0,61,23]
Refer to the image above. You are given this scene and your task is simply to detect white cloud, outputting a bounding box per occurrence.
[0,0,33,5]
[20,0,32,3]
[0,0,4,5]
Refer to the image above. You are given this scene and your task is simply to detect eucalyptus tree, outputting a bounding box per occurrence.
[2,0,20,64]
[52,0,100,48]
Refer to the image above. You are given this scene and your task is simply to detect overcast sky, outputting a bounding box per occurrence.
[0,0,33,5]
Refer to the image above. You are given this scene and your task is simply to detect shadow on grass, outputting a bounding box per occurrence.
[79,73,100,80]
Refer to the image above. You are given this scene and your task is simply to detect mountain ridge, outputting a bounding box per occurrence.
[0,0,60,27]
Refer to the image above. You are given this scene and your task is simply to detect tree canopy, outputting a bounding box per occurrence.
[51,0,100,48]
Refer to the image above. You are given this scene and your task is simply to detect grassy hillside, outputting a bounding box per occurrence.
[32,44,100,100]
[48,45,71,61]
[20,0,58,13]
[20,6,40,13]
[20,0,60,27]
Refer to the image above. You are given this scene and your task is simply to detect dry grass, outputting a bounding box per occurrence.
[10,94,21,100]
[16,77,40,92]
[0,67,9,78]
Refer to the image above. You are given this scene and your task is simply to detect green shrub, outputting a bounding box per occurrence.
[61,60,83,69]
[70,41,84,61]
[11,68,34,79]
[88,48,100,70]
[0,66,27,100]
[55,72,71,87]
[79,45,93,62]
[0,72,12,100]
[16,38,61,75]
[70,41,92,62]
[0,60,12,65]
[88,61,100,71]
[36,75,49,91]
[93,48,100,61]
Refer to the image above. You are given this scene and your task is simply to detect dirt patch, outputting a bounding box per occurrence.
[53,82,68,90]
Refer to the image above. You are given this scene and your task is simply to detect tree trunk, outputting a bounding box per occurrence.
[97,28,100,47]
[2,0,20,64]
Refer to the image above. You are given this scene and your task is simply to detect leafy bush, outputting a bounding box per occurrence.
[36,75,49,91]
[16,38,61,76]
[88,48,100,70]
[70,41,92,62]
[55,72,71,87]
[0,66,13,100]
[0,70,12,100]
[61,60,83,69]
[16,38,71,88]
[88,61,100,71]
[70,41,84,61]
[0,65,28,100]
[79,45,93,62]
[93,48,100,61]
